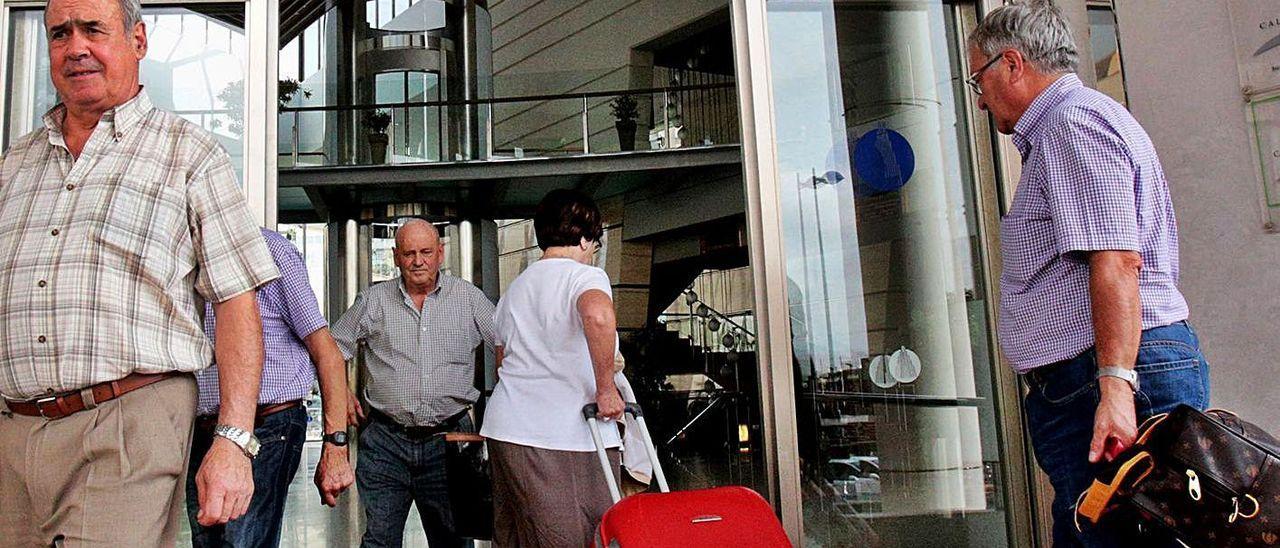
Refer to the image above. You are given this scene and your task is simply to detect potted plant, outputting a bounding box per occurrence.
[212,79,311,136]
[610,94,639,152]
[363,109,392,163]
[277,78,311,109]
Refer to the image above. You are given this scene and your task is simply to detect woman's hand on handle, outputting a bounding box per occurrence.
[596,389,625,421]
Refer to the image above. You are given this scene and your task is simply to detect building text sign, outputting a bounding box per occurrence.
[1250,96,1280,210]
[1230,0,1280,92]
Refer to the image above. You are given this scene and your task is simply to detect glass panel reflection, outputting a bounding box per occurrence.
[765,1,1011,546]
[1088,5,1128,106]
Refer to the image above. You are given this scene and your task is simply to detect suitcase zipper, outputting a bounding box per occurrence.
[1168,456,1261,524]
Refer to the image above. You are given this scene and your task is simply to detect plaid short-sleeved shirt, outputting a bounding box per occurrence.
[331,274,497,427]
[999,74,1189,372]
[0,91,279,400]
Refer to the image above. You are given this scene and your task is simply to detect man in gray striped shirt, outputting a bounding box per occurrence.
[332,219,497,548]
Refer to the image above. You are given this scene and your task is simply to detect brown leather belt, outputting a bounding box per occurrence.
[3,371,181,420]
[195,400,304,430]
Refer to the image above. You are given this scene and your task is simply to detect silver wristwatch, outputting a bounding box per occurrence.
[1096,366,1140,392]
[213,424,261,460]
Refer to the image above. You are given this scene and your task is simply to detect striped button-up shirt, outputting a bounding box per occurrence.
[197,228,328,415]
[0,91,279,400]
[331,274,497,427]
[999,74,1189,372]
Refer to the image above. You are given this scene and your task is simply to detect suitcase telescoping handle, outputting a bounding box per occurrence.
[583,402,671,503]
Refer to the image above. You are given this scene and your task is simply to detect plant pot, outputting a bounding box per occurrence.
[367,132,389,164]
[615,120,637,152]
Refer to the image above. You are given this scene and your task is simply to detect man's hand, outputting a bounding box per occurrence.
[314,443,355,507]
[347,389,366,426]
[595,389,625,421]
[1089,377,1138,463]
[196,436,255,526]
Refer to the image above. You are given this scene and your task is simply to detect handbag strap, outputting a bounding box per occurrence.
[1135,412,1170,446]
[1075,451,1155,531]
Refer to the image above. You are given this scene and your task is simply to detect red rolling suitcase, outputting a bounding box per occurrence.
[584,403,792,548]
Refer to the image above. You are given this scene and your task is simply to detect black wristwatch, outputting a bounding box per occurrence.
[322,431,349,447]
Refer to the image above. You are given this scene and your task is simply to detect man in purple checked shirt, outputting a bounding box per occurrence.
[967,3,1209,547]
[185,228,356,548]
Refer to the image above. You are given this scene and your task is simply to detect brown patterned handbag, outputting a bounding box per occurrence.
[1075,405,1280,546]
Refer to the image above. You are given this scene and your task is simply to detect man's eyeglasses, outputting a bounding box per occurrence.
[965,52,1005,96]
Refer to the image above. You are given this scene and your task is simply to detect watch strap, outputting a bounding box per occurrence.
[213,424,260,459]
[1096,366,1139,392]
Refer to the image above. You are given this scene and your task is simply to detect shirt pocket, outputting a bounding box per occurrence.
[441,325,481,365]
[94,172,188,288]
[1000,214,1056,284]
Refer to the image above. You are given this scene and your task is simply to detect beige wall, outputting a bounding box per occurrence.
[1106,0,1280,432]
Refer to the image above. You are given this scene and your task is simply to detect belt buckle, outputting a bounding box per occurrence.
[34,396,58,419]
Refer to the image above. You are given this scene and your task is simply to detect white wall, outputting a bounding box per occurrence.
[1113,0,1280,432]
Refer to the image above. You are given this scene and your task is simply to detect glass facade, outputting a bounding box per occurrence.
[763,1,1011,544]
[0,0,1032,545]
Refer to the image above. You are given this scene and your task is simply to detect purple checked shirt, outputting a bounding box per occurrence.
[196,228,329,415]
[999,74,1189,372]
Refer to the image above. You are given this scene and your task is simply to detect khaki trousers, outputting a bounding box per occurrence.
[0,374,196,547]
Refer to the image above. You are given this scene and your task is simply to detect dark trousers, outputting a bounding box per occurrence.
[1023,321,1210,547]
[357,413,472,548]
[185,406,308,548]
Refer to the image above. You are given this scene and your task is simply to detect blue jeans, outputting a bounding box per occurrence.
[185,406,307,548]
[1023,321,1210,548]
[356,414,472,548]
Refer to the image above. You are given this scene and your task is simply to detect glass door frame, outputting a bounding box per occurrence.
[728,0,1037,544]
[0,0,278,228]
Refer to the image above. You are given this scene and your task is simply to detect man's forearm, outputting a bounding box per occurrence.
[1089,251,1143,371]
[304,327,349,434]
[212,291,265,431]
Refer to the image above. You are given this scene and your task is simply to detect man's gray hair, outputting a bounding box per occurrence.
[117,0,143,31]
[968,1,1078,75]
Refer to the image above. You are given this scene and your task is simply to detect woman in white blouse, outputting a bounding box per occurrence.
[481,189,625,547]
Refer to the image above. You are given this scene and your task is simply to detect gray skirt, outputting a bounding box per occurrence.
[489,439,621,548]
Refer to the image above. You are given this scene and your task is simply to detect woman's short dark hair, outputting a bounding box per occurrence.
[534,189,603,251]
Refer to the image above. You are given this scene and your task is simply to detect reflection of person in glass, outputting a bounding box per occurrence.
[0,0,281,544]
[967,3,1207,546]
[789,276,880,547]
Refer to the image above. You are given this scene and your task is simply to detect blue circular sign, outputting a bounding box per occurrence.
[853,128,915,194]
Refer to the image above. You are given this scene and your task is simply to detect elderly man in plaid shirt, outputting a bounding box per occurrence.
[966,3,1209,547]
[0,0,279,545]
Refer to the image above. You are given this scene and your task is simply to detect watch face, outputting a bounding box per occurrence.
[245,436,261,458]
[325,431,349,446]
